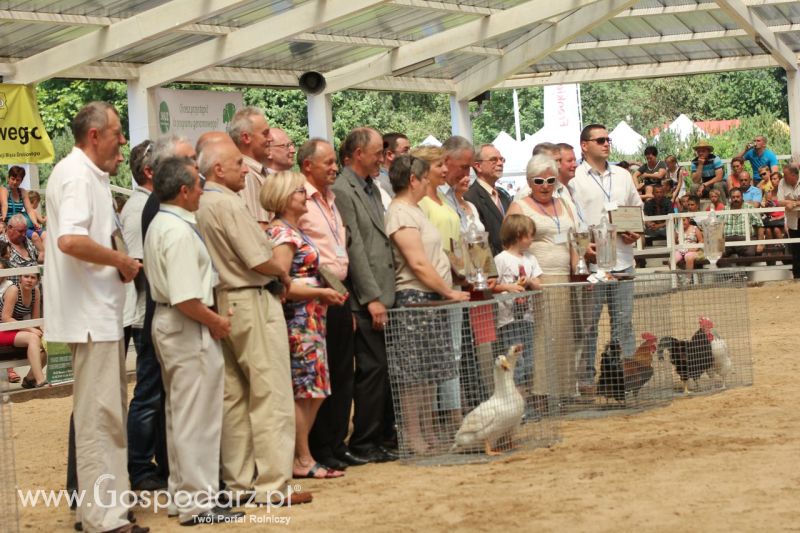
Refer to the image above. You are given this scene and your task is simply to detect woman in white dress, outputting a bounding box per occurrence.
[506,154,579,400]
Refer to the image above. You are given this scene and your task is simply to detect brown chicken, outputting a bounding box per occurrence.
[597,332,657,402]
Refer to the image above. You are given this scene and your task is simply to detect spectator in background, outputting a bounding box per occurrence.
[0,273,47,388]
[633,146,666,201]
[228,106,273,229]
[756,166,772,191]
[465,143,510,255]
[265,127,296,173]
[777,164,800,278]
[739,172,763,207]
[1,214,43,270]
[643,183,672,244]
[729,157,745,190]
[690,140,726,200]
[378,132,410,198]
[705,188,725,212]
[761,171,785,242]
[736,135,779,183]
[25,191,46,240]
[263,170,348,479]
[674,216,704,272]
[723,187,765,257]
[3,166,46,236]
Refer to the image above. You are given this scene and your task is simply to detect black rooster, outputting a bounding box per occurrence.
[656,317,715,394]
[596,340,625,402]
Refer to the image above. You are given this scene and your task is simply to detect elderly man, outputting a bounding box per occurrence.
[377,132,410,198]
[690,140,726,199]
[737,135,779,184]
[228,107,272,229]
[723,187,765,257]
[777,163,800,278]
[44,102,144,533]
[296,139,353,471]
[1,214,43,269]
[195,134,308,506]
[464,143,510,255]
[739,171,763,207]
[331,127,398,464]
[571,123,642,396]
[265,127,296,173]
[144,156,243,526]
[440,136,474,222]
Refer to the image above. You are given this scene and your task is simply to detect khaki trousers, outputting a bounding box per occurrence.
[216,288,294,502]
[70,338,129,533]
[152,305,223,522]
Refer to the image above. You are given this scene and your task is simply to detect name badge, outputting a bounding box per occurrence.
[335,245,347,258]
[553,232,568,244]
[604,201,618,211]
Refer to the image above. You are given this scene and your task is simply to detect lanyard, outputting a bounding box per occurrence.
[158,209,205,243]
[561,185,586,225]
[312,197,342,246]
[532,198,560,233]
[589,168,612,202]
[278,218,320,256]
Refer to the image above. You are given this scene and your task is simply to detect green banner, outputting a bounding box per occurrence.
[45,342,74,384]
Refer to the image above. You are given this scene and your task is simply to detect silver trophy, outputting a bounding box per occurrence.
[463,221,491,293]
[700,210,725,268]
[569,227,591,276]
[591,213,617,276]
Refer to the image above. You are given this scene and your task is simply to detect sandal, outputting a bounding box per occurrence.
[6,368,21,383]
[294,462,345,479]
[21,378,49,389]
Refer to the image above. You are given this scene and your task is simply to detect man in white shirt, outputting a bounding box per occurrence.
[228,106,272,229]
[144,156,243,526]
[777,163,800,278]
[44,101,144,533]
[569,124,643,395]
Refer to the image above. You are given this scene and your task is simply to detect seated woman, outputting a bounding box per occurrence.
[261,170,348,479]
[4,166,45,242]
[0,273,47,388]
[761,172,785,242]
[705,188,725,211]
[385,155,468,455]
[675,215,704,271]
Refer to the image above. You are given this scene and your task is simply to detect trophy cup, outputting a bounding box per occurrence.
[700,210,725,268]
[463,221,492,300]
[569,227,592,282]
[591,213,617,279]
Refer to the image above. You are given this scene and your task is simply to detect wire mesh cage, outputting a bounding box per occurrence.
[538,273,676,418]
[661,269,753,396]
[385,294,561,466]
[0,373,20,533]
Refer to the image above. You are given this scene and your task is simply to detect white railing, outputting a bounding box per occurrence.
[0,265,45,333]
[637,207,800,270]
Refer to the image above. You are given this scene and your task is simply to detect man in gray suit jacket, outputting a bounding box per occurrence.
[464,143,511,256]
[330,127,398,464]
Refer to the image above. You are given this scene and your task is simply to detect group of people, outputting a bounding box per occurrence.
[0,164,47,389]
[11,95,798,533]
[634,137,800,278]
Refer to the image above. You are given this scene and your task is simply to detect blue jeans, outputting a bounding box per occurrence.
[578,266,636,385]
[127,292,169,486]
[499,320,535,387]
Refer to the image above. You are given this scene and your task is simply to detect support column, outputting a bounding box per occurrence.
[787,69,800,163]
[449,95,472,142]
[126,80,158,149]
[307,93,333,142]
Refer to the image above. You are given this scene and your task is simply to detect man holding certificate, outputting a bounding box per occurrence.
[569,124,643,396]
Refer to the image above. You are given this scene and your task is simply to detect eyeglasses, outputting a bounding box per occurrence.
[476,156,506,164]
[587,137,612,145]
[529,176,557,186]
[270,142,296,149]
[759,172,769,177]
[293,187,307,196]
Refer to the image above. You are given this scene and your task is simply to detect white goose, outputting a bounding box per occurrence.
[451,344,525,456]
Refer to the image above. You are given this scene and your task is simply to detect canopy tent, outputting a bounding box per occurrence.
[610,120,646,155]
[0,0,798,158]
[659,113,709,142]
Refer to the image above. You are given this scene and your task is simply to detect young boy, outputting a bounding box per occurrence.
[493,214,543,389]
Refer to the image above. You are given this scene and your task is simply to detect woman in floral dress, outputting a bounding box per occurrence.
[262,171,348,479]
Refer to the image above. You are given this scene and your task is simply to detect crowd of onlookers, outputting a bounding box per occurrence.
[5,98,800,531]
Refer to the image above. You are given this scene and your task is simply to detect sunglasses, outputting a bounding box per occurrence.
[530,176,557,186]
[587,137,612,145]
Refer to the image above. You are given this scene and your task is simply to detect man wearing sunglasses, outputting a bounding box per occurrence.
[570,124,642,396]
[736,135,779,184]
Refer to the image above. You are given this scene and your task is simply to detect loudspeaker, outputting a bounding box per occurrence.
[470,91,491,105]
[298,71,326,95]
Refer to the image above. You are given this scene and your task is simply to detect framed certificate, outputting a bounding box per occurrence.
[609,206,644,233]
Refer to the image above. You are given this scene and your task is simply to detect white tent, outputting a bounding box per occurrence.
[661,114,707,142]
[420,135,442,147]
[609,121,645,156]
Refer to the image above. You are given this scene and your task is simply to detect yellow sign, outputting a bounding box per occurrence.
[0,83,55,164]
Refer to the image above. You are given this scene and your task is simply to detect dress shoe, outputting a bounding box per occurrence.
[377,446,399,462]
[336,450,369,466]
[180,507,245,526]
[351,447,398,464]
[318,455,349,471]
[132,475,168,491]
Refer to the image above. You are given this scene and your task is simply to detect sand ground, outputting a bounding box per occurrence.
[9,281,800,532]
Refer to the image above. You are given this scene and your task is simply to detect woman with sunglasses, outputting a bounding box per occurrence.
[506,154,579,400]
[263,170,348,479]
